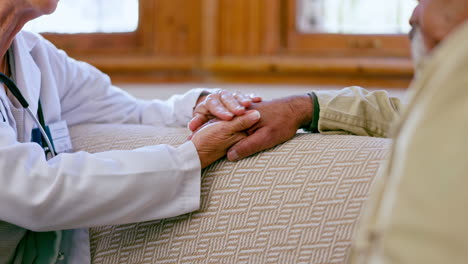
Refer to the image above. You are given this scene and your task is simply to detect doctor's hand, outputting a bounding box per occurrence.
[191,110,261,169]
[188,90,262,132]
[226,95,313,162]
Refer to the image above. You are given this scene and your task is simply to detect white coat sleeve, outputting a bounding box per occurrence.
[0,119,202,232]
[38,37,210,127]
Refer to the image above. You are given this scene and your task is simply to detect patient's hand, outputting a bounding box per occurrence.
[191,110,261,168]
[188,90,262,132]
[226,95,313,161]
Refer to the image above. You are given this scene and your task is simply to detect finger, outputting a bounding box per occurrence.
[228,131,249,146]
[227,128,274,161]
[225,110,261,134]
[250,93,262,103]
[234,93,254,108]
[188,117,222,139]
[206,93,235,120]
[188,113,210,131]
[220,91,246,115]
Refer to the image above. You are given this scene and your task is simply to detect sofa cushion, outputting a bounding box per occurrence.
[69,124,391,264]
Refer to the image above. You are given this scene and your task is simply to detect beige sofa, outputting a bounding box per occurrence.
[69,124,391,264]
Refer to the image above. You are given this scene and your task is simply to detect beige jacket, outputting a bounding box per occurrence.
[315,22,468,263]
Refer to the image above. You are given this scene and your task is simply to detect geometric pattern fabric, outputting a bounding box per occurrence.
[69,124,391,264]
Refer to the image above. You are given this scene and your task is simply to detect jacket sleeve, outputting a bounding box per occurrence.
[38,37,211,127]
[314,86,404,138]
[0,120,201,232]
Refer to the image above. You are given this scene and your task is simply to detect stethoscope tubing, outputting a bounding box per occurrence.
[26,107,56,158]
[0,73,56,158]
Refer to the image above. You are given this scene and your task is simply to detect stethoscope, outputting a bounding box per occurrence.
[0,72,56,158]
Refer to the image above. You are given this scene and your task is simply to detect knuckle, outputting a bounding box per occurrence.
[263,126,273,135]
[261,133,272,143]
[220,90,230,97]
[207,97,220,108]
[220,94,229,101]
[221,128,232,137]
[221,92,234,102]
[240,142,257,156]
[207,93,219,101]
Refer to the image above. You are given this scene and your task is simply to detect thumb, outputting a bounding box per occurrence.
[188,113,209,131]
[225,110,261,133]
[227,128,274,161]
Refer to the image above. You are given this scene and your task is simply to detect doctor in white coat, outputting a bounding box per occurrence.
[0,0,262,263]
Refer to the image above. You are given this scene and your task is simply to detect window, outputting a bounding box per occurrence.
[297,0,417,34]
[30,0,150,56]
[287,0,415,60]
[27,0,203,83]
[24,0,139,33]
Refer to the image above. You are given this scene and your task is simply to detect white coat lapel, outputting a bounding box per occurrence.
[11,32,41,141]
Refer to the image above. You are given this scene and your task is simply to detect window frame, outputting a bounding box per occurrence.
[38,0,202,81]
[41,0,154,55]
[287,0,412,58]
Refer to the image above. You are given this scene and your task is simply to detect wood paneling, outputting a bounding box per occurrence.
[215,0,282,56]
[201,0,219,57]
[153,0,201,56]
[204,57,412,76]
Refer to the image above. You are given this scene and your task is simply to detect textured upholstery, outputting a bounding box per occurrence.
[69,124,391,264]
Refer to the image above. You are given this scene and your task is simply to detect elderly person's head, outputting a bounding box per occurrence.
[0,0,58,57]
[27,0,59,15]
[410,0,468,66]
[13,0,59,17]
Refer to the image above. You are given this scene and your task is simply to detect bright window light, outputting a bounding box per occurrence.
[297,0,417,34]
[24,0,139,33]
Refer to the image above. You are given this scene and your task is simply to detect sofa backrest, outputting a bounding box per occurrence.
[70,124,391,264]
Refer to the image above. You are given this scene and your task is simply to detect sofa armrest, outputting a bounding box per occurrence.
[69,124,391,264]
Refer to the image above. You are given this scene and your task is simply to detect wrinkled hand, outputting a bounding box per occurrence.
[226,95,313,161]
[188,90,262,132]
[191,110,261,168]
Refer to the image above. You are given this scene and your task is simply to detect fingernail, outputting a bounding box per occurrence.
[228,150,239,161]
[236,106,245,111]
[247,110,260,121]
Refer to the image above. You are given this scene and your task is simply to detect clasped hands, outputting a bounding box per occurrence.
[190,90,313,168]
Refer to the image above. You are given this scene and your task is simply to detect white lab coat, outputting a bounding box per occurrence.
[0,31,207,263]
